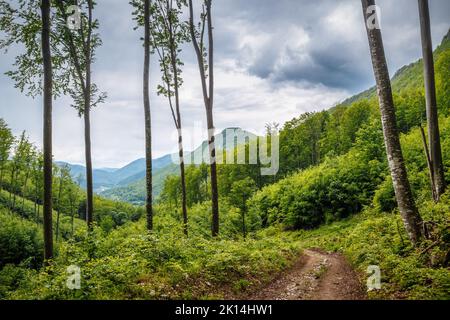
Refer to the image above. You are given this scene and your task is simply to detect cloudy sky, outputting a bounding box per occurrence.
[0,0,449,168]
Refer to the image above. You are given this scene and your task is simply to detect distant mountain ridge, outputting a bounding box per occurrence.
[59,128,257,200]
[57,153,173,193]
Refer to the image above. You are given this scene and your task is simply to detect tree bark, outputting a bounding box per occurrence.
[418,0,446,201]
[169,22,188,236]
[41,0,53,261]
[420,125,437,200]
[55,173,63,242]
[206,0,219,237]
[143,0,153,231]
[22,170,30,211]
[84,0,94,229]
[188,0,219,237]
[362,0,423,246]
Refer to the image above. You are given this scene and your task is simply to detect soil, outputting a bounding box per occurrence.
[246,249,367,300]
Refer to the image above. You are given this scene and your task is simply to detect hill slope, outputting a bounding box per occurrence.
[100,128,257,204]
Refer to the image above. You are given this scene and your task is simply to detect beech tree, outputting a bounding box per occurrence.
[188,0,219,236]
[1,0,105,233]
[31,151,44,222]
[418,0,446,201]
[361,0,423,245]
[42,0,53,261]
[55,164,71,241]
[229,178,257,240]
[0,119,14,188]
[9,132,31,211]
[152,0,189,236]
[54,0,106,229]
[130,0,154,231]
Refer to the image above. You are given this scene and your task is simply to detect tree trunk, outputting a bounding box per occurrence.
[207,113,219,237]
[37,201,40,223]
[171,40,188,237]
[143,0,153,231]
[206,1,219,237]
[22,170,30,211]
[420,125,437,200]
[9,166,15,209]
[41,0,53,261]
[71,204,75,237]
[418,0,446,201]
[55,174,63,242]
[84,0,94,229]
[84,108,94,228]
[242,197,246,240]
[0,164,4,188]
[188,0,219,237]
[179,139,188,236]
[362,0,423,246]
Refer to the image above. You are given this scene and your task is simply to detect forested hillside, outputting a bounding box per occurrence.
[0,28,449,300]
[0,0,449,303]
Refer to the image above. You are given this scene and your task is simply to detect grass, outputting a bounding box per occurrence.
[0,216,302,300]
[291,206,450,300]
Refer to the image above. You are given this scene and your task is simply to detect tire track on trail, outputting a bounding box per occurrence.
[248,249,367,300]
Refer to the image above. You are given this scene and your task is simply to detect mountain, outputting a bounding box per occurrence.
[99,29,450,205]
[99,128,258,204]
[59,128,257,203]
[58,153,174,193]
[340,29,450,108]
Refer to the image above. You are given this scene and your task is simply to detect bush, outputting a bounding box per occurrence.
[249,149,386,230]
[0,210,44,269]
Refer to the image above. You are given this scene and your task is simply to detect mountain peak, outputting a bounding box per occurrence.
[443,28,450,44]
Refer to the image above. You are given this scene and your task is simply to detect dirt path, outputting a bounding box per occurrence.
[248,249,366,300]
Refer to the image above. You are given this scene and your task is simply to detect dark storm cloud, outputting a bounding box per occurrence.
[212,0,450,91]
[1,0,449,167]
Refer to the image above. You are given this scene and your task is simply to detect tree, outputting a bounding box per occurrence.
[188,0,219,236]
[152,0,189,235]
[0,0,55,259]
[161,174,181,210]
[361,0,423,246]
[418,0,446,201]
[66,180,80,236]
[31,151,44,221]
[54,0,106,229]
[229,178,257,239]
[131,0,154,231]
[9,131,31,210]
[55,164,71,241]
[0,119,14,188]
[1,1,105,231]
[21,144,36,211]
[41,0,53,260]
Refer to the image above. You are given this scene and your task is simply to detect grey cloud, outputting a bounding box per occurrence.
[1,0,449,167]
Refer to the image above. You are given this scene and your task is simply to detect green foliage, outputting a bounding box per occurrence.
[249,146,386,230]
[294,203,450,300]
[0,217,300,299]
[0,208,44,269]
[373,176,396,213]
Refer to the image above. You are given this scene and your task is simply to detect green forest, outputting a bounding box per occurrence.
[0,0,449,301]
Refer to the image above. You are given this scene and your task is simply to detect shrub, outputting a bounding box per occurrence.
[0,210,44,269]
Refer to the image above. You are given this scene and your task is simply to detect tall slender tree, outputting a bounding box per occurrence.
[130,0,154,231]
[41,0,54,260]
[188,0,219,236]
[152,0,189,236]
[1,1,105,230]
[54,0,106,228]
[0,119,14,188]
[418,0,445,201]
[143,0,153,231]
[361,0,423,246]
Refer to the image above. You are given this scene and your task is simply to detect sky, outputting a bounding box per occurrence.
[0,0,449,169]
